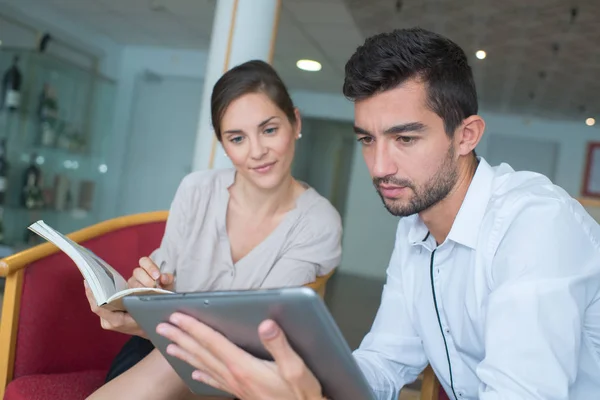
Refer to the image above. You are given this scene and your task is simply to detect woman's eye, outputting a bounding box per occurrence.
[264,127,278,135]
[230,136,244,144]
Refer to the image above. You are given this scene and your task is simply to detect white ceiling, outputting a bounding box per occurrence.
[2,0,598,122]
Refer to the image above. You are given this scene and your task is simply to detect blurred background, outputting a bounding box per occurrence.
[0,0,599,396]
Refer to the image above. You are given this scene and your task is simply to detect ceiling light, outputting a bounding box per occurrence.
[475,50,486,60]
[586,118,596,126]
[296,59,321,72]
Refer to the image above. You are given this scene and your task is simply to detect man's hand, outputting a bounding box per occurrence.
[156,313,326,400]
[127,256,174,291]
[84,281,146,337]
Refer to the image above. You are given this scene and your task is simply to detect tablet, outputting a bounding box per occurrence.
[123,287,375,400]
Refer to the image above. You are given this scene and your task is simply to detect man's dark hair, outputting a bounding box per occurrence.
[211,60,296,141]
[343,27,478,136]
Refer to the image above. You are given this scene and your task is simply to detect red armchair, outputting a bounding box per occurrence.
[0,211,334,400]
[0,211,169,399]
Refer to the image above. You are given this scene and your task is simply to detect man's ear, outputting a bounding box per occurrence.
[455,115,485,156]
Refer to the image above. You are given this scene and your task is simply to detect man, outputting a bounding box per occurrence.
[157,27,600,399]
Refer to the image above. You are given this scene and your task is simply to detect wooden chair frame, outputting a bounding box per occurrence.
[0,210,334,398]
[420,365,440,400]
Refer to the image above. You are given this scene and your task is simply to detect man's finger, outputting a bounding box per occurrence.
[157,321,231,381]
[258,320,308,383]
[139,257,161,279]
[169,313,247,361]
[192,369,227,392]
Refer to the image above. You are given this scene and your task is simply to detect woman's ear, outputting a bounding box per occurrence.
[293,108,302,139]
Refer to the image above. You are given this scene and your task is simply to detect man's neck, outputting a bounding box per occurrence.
[420,157,478,245]
[230,172,297,219]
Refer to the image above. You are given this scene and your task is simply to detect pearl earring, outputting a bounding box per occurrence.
[297,133,302,139]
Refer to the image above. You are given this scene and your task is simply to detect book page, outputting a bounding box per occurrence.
[106,287,173,311]
[28,221,127,305]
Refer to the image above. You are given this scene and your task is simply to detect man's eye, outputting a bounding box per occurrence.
[398,136,415,144]
[357,136,373,145]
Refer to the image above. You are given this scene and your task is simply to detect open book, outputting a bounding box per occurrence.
[28,220,173,311]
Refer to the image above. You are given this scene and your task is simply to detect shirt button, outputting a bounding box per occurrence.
[436,268,440,275]
[444,328,450,335]
[457,392,464,397]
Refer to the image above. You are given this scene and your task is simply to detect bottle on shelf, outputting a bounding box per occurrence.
[21,154,44,210]
[1,56,23,112]
[0,139,8,206]
[38,83,59,147]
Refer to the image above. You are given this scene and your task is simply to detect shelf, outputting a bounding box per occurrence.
[0,47,117,249]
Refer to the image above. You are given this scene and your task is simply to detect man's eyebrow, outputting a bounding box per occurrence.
[353,126,371,135]
[384,122,427,134]
[353,122,427,136]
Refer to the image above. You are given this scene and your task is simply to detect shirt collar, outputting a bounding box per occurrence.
[407,157,495,249]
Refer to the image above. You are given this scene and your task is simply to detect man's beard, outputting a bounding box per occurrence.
[373,146,458,217]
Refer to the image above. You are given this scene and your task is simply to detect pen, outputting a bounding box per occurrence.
[155,260,166,288]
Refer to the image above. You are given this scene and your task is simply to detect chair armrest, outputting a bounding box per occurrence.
[0,211,169,277]
[305,269,336,298]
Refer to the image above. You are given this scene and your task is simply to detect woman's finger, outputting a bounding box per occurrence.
[84,281,100,312]
[127,275,143,288]
[132,266,156,288]
[139,257,161,280]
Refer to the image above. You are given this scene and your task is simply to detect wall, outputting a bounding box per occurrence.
[0,1,122,79]
[99,46,209,220]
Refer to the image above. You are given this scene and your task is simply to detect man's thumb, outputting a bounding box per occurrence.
[259,320,291,359]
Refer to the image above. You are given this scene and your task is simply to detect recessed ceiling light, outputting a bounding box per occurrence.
[586,117,596,126]
[475,50,486,60]
[296,59,322,72]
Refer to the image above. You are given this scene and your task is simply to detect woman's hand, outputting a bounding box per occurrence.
[127,256,175,291]
[84,256,173,338]
[156,314,326,400]
[84,281,146,337]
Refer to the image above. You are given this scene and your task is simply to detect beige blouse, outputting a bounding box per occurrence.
[149,168,343,292]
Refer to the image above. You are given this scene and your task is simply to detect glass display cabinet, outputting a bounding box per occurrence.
[0,47,117,254]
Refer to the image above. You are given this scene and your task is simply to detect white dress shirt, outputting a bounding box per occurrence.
[353,157,600,400]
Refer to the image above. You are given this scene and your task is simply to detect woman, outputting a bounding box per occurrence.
[85,60,342,399]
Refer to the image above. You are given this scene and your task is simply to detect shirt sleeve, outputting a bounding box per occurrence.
[352,231,429,400]
[148,176,193,282]
[260,200,343,288]
[477,198,600,399]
